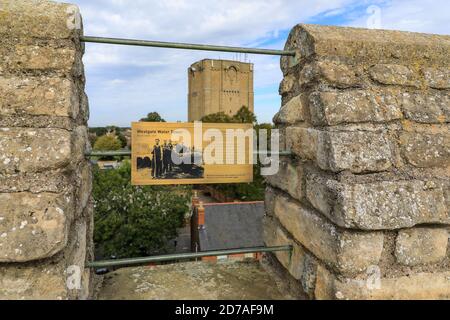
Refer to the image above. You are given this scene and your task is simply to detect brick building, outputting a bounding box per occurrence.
[187,59,254,121]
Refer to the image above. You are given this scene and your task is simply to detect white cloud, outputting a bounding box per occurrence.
[348,0,450,35]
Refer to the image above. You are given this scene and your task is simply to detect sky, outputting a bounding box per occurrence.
[60,0,450,127]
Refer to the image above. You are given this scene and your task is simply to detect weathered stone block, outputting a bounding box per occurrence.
[315,265,450,300]
[0,126,88,174]
[401,92,449,123]
[285,127,318,161]
[0,191,74,262]
[369,64,421,87]
[400,131,450,167]
[300,61,360,88]
[317,61,359,87]
[263,216,318,297]
[424,67,450,89]
[0,0,82,39]
[309,90,402,126]
[264,186,276,216]
[0,40,83,76]
[0,169,75,194]
[0,218,91,300]
[286,127,393,173]
[323,130,393,173]
[306,173,449,230]
[273,94,305,124]
[276,126,288,152]
[264,158,303,201]
[279,74,295,96]
[273,194,384,274]
[75,162,92,217]
[0,76,79,118]
[263,217,303,279]
[395,227,448,266]
[0,114,75,131]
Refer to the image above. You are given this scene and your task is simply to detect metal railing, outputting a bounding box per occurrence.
[81,36,296,57]
[87,245,292,268]
[85,150,292,157]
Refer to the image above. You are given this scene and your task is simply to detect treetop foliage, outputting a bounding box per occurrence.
[93,161,191,258]
[140,112,166,122]
[93,134,122,151]
[200,106,257,124]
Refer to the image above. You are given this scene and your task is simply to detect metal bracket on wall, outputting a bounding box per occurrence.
[288,51,301,68]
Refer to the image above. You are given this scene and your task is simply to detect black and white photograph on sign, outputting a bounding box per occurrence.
[136,138,204,180]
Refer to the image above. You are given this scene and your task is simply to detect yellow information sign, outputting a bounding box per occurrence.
[131,122,254,185]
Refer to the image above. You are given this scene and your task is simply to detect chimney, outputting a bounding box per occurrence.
[192,190,199,207]
[197,201,205,227]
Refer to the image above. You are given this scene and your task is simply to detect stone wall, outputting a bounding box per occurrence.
[0,0,93,299]
[264,24,450,299]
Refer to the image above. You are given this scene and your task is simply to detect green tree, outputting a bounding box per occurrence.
[200,112,233,123]
[93,161,191,258]
[232,106,257,124]
[93,135,122,151]
[116,132,128,148]
[140,112,166,122]
[89,127,107,137]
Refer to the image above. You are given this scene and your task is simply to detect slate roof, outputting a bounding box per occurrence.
[198,202,265,251]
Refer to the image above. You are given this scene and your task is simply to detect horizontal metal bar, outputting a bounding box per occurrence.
[81,36,295,56]
[88,150,132,157]
[86,150,292,157]
[86,245,292,268]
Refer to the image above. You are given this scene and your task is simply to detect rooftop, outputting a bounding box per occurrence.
[199,202,265,251]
